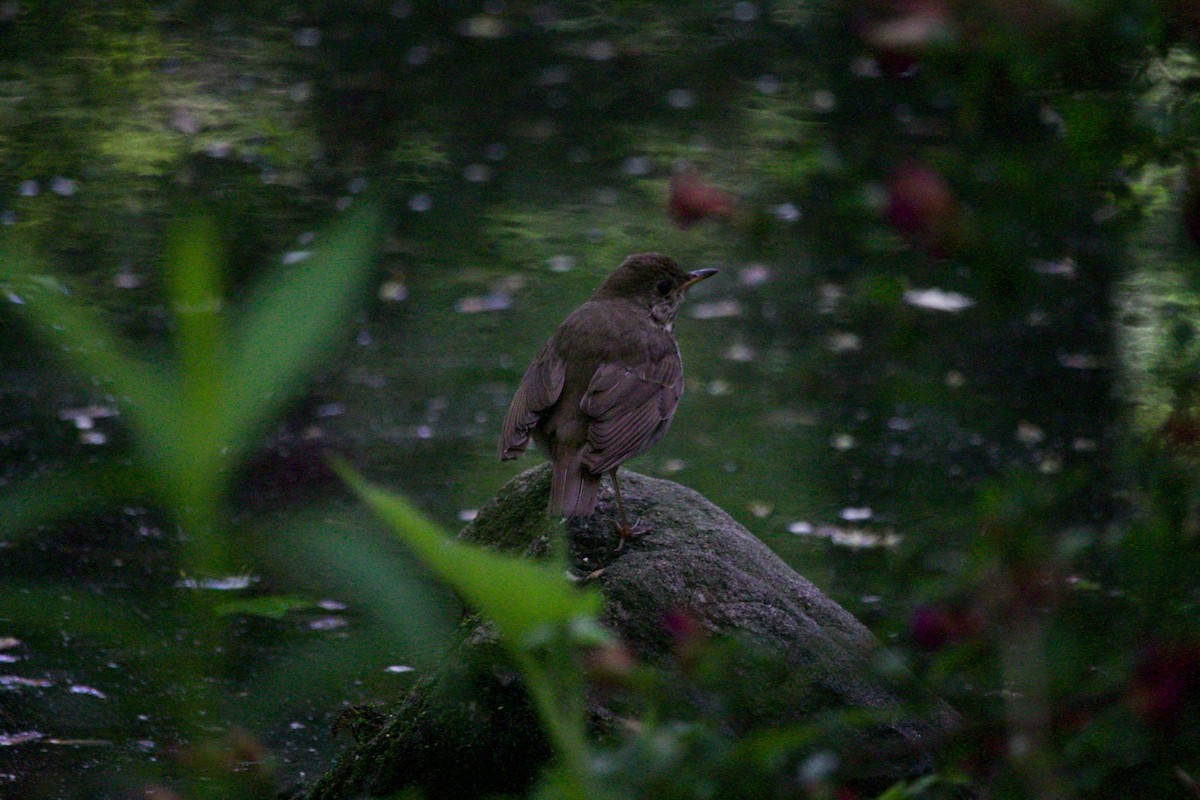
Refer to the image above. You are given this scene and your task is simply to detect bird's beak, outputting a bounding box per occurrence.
[682,268,719,290]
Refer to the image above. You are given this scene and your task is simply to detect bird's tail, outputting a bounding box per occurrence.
[548,448,601,517]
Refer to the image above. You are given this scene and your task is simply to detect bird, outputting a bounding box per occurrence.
[498,252,718,547]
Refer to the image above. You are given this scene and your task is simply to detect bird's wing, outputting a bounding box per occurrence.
[579,352,683,475]
[498,340,566,460]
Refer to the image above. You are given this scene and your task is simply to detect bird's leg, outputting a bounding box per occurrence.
[609,469,650,550]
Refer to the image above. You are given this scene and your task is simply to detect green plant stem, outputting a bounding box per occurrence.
[514,650,594,800]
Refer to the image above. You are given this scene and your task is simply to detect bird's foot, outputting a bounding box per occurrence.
[613,518,652,552]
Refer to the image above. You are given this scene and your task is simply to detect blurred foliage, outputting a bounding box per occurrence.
[1,1,1200,799]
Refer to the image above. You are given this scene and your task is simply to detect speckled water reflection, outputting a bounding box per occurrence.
[0,2,1140,797]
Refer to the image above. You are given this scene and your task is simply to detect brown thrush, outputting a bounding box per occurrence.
[498,253,718,546]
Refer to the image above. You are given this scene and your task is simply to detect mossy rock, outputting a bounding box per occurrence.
[303,464,958,799]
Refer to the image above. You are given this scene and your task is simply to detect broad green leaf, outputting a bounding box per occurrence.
[222,201,383,463]
[334,461,602,646]
[245,505,458,666]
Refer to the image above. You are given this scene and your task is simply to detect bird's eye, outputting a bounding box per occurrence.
[655,279,673,296]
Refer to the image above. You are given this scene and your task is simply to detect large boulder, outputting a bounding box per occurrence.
[303,464,958,800]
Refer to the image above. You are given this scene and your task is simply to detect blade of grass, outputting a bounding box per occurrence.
[222,201,382,466]
[0,259,180,481]
[333,461,601,645]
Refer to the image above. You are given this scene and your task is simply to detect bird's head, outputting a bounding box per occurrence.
[594,253,718,327]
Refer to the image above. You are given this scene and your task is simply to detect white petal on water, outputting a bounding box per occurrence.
[309,616,348,631]
[59,405,118,424]
[113,270,144,289]
[787,520,814,535]
[1016,420,1044,445]
[50,176,77,196]
[455,294,512,313]
[622,156,652,176]
[811,89,836,112]
[817,283,844,314]
[738,264,772,286]
[666,88,695,109]
[772,202,801,222]
[826,332,861,353]
[0,675,51,688]
[840,507,873,522]
[463,163,492,183]
[827,526,901,550]
[316,402,346,418]
[755,74,779,95]
[69,684,107,699]
[458,15,508,38]
[294,27,321,47]
[585,40,615,61]
[723,342,755,362]
[902,288,976,313]
[458,508,478,522]
[385,664,415,674]
[830,433,855,451]
[379,280,409,302]
[1059,352,1100,369]
[689,298,743,319]
[281,250,311,265]
[175,575,258,590]
[547,254,575,272]
[0,731,44,747]
[1032,257,1076,277]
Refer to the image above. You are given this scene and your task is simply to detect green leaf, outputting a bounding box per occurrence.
[222,201,383,463]
[333,461,602,646]
[251,505,458,665]
[164,212,227,491]
[0,249,180,478]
